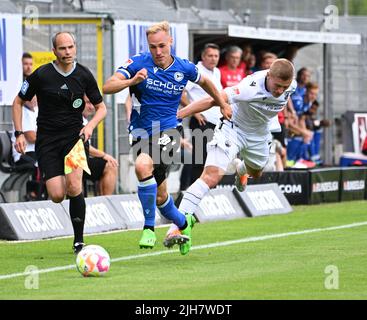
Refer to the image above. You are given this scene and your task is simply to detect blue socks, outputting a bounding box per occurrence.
[158,195,186,229]
[138,176,157,229]
[138,176,186,230]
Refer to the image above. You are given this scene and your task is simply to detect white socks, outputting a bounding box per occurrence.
[179,178,210,215]
[166,178,210,235]
[233,158,247,176]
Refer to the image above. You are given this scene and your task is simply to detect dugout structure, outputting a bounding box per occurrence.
[189,24,361,166]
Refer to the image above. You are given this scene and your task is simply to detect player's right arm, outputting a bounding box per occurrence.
[12,96,27,154]
[103,69,147,94]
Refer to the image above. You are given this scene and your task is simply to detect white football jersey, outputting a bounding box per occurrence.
[185,61,223,125]
[224,70,297,137]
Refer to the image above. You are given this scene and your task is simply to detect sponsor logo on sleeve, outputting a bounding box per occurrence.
[121,58,134,69]
[232,86,240,95]
[72,98,83,108]
[21,80,29,95]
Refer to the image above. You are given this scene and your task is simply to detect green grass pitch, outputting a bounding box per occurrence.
[1,200,366,300]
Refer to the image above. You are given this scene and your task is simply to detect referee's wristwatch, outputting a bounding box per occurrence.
[14,130,24,138]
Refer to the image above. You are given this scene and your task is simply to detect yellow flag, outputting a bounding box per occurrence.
[64,139,91,175]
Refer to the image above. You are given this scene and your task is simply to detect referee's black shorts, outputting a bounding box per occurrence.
[36,130,89,181]
[83,157,107,182]
[130,126,183,186]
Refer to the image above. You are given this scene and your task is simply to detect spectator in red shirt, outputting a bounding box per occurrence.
[219,46,246,88]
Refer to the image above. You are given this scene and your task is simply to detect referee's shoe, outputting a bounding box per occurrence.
[73,242,86,255]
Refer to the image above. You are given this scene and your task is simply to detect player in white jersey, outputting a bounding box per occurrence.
[164,58,297,254]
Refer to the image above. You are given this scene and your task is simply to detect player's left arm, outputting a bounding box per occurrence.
[80,72,107,142]
[177,90,228,120]
[197,75,232,120]
[89,145,118,167]
[81,101,107,142]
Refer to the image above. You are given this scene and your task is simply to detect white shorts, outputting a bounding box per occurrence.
[205,120,272,173]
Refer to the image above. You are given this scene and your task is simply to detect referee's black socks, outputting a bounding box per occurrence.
[69,192,86,244]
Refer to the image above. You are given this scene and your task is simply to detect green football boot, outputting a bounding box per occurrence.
[179,214,197,255]
[139,229,156,249]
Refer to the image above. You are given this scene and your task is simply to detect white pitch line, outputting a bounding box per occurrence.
[1,220,367,281]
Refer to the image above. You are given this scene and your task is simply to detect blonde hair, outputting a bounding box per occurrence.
[146,21,170,37]
[269,58,295,81]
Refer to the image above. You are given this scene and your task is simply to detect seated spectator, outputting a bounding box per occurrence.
[11,52,46,200]
[11,100,38,168]
[287,82,320,165]
[285,67,312,135]
[247,54,257,74]
[11,52,38,168]
[264,139,285,172]
[292,82,319,117]
[219,45,246,88]
[292,67,311,105]
[83,96,118,196]
[239,43,253,76]
[301,100,331,165]
[259,52,277,70]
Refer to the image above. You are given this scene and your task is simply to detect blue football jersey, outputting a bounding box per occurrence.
[291,94,311,116]
[117,52,201,137]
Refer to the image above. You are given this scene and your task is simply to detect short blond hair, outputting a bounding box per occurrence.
[146,21,170,37]
[269,58,295,81]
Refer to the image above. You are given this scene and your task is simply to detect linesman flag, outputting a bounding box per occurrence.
[64,138,91,175]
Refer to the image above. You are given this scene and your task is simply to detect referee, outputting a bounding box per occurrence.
[12,31,107,254]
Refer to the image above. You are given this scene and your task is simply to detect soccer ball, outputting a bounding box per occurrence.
[76,245,111,277]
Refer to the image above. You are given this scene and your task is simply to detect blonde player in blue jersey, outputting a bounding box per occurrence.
[103,21,231,254]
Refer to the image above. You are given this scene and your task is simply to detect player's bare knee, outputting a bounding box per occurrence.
[201,172,219,189]
[135,154,153,178]
[66,182,82,197]
[49,192,65,203]
[104,165,117,177]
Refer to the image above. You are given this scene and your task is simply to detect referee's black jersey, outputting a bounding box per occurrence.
[18,62,103,134]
